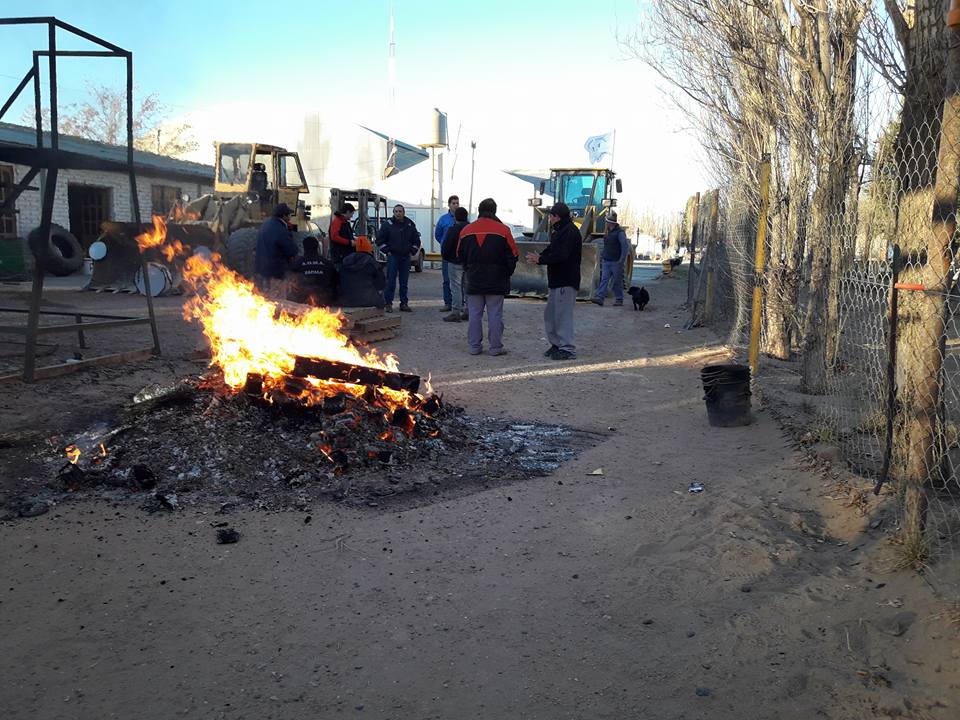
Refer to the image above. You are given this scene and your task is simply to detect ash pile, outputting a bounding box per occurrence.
[38,367,598,513]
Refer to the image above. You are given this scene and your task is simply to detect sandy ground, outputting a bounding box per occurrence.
[1,267,958,719]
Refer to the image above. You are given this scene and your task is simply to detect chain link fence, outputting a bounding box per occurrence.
[686,115,960,598]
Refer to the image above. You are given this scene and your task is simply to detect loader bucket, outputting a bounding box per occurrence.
[88,221,217,293]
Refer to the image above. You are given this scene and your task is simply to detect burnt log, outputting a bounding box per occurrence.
[292,357,420,393]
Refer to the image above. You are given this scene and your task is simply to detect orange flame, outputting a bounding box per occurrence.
[136,216,186,263]
[65,445,80,464]
[99,443,107,457]
[117,213,419,418]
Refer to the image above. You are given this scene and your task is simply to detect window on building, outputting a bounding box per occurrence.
[0,164,17,238]
[152,184,181,217]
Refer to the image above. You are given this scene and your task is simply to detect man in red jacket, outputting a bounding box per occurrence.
[328,203,356,266]
[457,198,518,355]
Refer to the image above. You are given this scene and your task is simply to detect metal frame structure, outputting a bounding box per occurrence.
[0,17,160,382]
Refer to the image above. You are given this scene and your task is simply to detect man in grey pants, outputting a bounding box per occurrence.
[457,198,519,355]
[525,202,583,360]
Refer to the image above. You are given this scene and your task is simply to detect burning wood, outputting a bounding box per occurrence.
[290,357,420,394]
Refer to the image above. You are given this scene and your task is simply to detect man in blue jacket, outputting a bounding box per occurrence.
[434,194,459,312]
[592,212,630,307]
[376,204,421,312]
[254,203,299,297]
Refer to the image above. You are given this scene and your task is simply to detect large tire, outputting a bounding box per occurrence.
[413,248,424,273]
[27,223,83,276]
[223,227,259,278]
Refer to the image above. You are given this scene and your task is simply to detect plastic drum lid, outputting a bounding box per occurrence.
[135,262,171,297]
[88,241,108,260]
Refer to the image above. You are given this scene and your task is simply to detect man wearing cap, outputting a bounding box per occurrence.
[254,202,299,297]
[525,202,582,360]
[591,211,630,307]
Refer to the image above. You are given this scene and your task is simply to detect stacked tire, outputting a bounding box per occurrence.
[27,223,83,277]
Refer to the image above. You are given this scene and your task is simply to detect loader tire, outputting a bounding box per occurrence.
[27,223,83,276]
[223,227,260,278]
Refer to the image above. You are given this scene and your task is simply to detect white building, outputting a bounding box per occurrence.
[0,122,213,257]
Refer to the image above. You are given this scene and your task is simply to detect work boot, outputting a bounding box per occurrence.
[590,298,604,307]
[551,349,576,361]
[613,299,623,307]
[439,305,452,312]
[399,303,412,312]
[443,311,462,322]
[385,303,394,313]
[544,345,559,358]
[488,347,507,356]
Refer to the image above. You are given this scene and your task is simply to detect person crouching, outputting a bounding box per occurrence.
[338,235,386,309]
[287,236,338,306]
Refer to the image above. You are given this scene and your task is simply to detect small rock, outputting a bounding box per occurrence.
[216,527,240,544]
[741,585,752,593]
[695,687,711,697]
[687,630,696,638]
[642,618,654,625]
[877,611,915,637]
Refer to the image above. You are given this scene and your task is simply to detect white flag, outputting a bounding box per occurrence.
[584,132,613,164]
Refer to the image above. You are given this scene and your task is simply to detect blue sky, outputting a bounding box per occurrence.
[0,1,705,214]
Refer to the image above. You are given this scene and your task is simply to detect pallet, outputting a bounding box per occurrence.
[350,328,398,343]
[350,315,401,333]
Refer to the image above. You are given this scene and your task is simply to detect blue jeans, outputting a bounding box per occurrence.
[595,259,624,302]
[441,261,452,306]
[384,254,411,305]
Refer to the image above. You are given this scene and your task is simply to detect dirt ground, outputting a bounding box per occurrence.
[1,268,958,719]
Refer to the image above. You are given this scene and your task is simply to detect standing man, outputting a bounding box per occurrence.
[591,211,630,307]
[525,202,582,360]
[254,202,299,297]
[376,204,421,312]
[459,198,518,356]
[328,203,356,267]
[441,206,470,322]
[435,195,460,312]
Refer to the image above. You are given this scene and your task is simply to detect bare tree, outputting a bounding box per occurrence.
[24,82,198,158]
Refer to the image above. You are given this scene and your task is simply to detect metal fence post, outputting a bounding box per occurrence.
[748,155,772,376]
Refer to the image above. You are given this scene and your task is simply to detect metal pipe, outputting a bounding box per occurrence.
[748,155,772,377]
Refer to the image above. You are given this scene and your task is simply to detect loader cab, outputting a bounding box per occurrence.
[529,168,621,238]
[214,142,309,221]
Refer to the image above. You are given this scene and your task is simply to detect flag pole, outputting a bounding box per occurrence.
[610,129,616,170]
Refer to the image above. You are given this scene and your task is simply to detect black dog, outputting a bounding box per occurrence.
[628,286,650,311]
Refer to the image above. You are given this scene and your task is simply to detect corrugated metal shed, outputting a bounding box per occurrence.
[0,122,213,182]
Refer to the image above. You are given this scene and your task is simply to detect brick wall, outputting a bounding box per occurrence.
[7,163,212,236]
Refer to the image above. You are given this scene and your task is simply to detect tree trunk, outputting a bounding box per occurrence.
[889,0,954,548]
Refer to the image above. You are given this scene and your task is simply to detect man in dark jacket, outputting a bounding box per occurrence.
[287,236,338,306]
[458,198,518,356]
[441,206,470,322]
[376,204,421,312]
[338,236,385,308]
[254,203,298,296]
[328,203,356,266]
[525,202,582,360]
[592,211,630,306]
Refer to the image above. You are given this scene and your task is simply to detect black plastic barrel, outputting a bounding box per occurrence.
[701,363,752,427]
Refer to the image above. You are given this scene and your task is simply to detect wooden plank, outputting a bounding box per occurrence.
[350,329,397,343]
[0,347,155,384]
[351,316,401,332]
[338,306,383,321]
[291,356,418,392]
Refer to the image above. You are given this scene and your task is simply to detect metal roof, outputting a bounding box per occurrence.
[0,122,213,182]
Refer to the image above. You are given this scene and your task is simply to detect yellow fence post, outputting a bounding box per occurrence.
[748,155,771,377]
